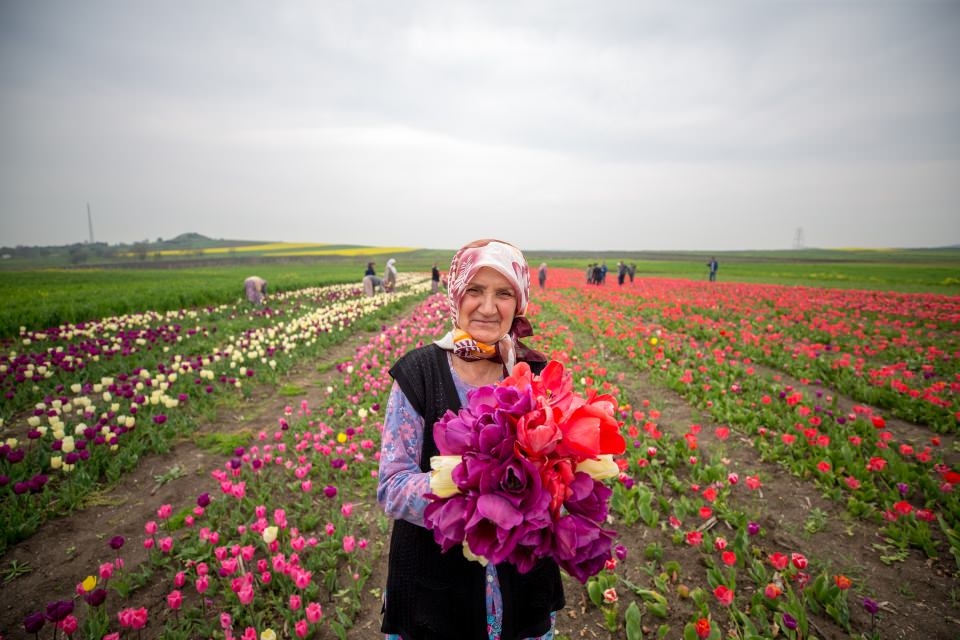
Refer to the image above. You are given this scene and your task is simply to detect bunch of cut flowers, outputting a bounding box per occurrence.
[425,360,626,583]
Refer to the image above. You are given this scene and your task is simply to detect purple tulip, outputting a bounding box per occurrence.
[109,535,125,550]
[782,613,798,631]
[83,588,108,607]
[44,599,74,622]
[424,493,475,552]
[197,492,211,508]
[862,597,879,615]
[29,475,48,492]
[323,485,338,498]
[747,521,760,536]
[434,410,479,456]
[23,611,45,633]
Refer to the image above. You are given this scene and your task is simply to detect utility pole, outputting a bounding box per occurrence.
[87,203,95,243]
[793,227,805,250]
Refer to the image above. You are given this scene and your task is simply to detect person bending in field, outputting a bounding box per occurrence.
[364,262,384,296]
[244,276,268,304]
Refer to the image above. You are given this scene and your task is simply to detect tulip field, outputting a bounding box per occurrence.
[0,265,958,640]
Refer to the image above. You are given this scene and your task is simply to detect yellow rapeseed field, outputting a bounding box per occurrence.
[148,243,415,257]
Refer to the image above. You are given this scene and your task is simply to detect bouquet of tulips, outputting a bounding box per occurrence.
[424,360,626,583]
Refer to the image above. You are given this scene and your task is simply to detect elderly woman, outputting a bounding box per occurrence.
[378,239,564,640]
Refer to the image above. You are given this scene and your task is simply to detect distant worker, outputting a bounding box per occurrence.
[244,276,268,304]
[431,263,441,294]
[628,263,636,284]
[363,262,383,297]
[538,262,548,290]
[707,256,719,282]
[617,261,627,286]
[383,258,398,292]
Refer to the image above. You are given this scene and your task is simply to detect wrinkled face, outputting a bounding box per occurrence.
[457,267,517,344]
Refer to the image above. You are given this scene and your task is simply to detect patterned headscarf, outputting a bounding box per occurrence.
[435,239,546,372]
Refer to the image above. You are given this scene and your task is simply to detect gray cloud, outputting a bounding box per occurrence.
[1,0,958,251]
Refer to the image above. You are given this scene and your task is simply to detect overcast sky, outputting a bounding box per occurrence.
[1,1,958,251]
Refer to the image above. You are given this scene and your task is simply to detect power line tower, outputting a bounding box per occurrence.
[793,227,805,250]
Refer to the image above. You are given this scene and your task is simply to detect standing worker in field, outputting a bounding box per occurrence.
[244,276,268,304]
[378,238,564,640]
[707,256,719,282]
[538,262,547,290]
[431,263,441,294]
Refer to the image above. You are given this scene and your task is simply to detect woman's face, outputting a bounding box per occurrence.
[457,267,517,344]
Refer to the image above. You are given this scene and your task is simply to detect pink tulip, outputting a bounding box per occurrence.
[118,607,148,630]
[167,590,183,610]
[57,614,78,634]
[289,594,302,611]
[306,602,323,623]
[220,613,233,631]
[295,619,310,638]
[342,536,356,553]
[293,568,312,589]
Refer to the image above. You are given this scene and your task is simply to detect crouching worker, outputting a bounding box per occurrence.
[244,276,268,304]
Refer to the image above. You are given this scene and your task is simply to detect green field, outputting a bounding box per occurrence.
[1,245,957,340]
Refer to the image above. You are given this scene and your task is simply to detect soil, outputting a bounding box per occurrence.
[1,305,957,640]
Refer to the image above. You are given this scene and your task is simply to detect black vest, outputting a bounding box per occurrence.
[381,344,565,640]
